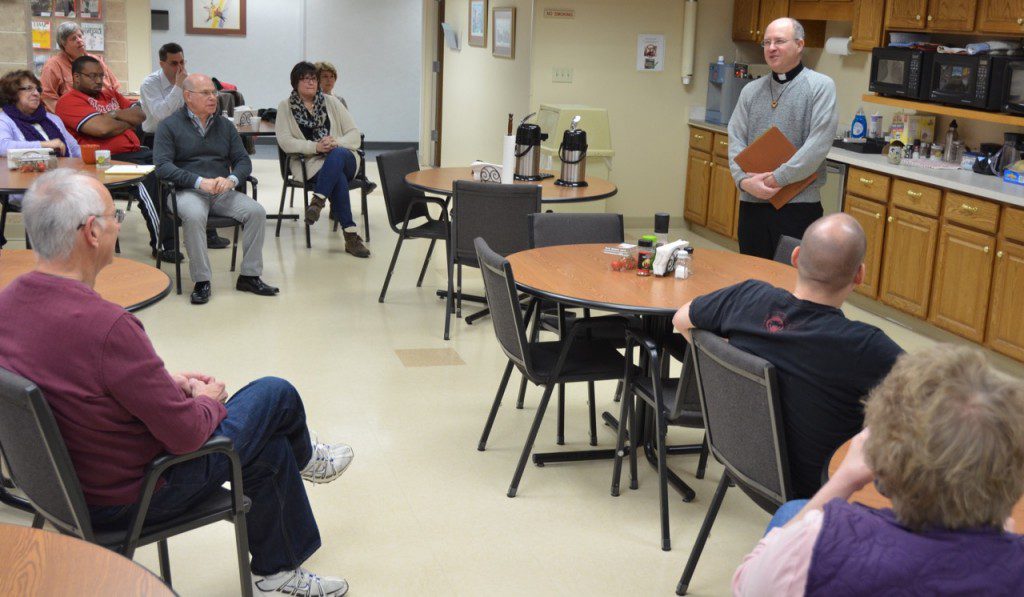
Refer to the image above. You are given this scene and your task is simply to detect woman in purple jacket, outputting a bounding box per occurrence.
[0,69,80,158]
[733,345,1024,596]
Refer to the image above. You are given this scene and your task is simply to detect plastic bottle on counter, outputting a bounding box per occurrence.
[636,236,656,276]
[654,213,670,247]
[851,107,867,139]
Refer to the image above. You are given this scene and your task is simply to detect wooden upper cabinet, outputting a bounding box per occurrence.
[758,0,790,39]
[879,208,939,317]
[978,0,1024,34]
[887,0,928,28]
[987,239,1024,361]
[851,0,886,51]
[684,152,712,226]
[928,0,978,31]
[733,0,760,42]
[929,224,996,342]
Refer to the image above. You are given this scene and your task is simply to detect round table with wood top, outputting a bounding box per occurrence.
[0,250,171,312]
[406,167,618,204]
[0,523,174,595]
[828,438,1024,529]
[0,157,149,194]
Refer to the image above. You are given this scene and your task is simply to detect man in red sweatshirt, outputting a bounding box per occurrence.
[0,169,353,596]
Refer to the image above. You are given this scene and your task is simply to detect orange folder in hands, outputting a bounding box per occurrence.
[733,126,818,210]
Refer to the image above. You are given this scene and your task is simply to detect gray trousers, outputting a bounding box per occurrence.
[175,189,266,283]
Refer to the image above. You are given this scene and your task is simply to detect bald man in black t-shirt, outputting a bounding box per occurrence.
[673,213,903,498]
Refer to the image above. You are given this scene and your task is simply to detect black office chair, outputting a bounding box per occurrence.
[445,180,541,340]
[275,135,374,248]
[675,330,794,595]
[475,238,635,498]
[773,235,801,265]
[0,367,253,596]
[611,334,708,551]
[155,176,257,295]
[377,148,449,303]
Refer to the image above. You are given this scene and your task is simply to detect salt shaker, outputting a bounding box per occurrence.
[675,247,694,279]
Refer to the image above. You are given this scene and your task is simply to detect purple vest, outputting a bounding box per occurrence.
[805,498,1024,596]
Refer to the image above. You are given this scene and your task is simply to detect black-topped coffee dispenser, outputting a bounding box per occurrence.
[555,115,588,187]
[514,113,548,181]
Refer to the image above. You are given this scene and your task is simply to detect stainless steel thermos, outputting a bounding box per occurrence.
[555,115,588,187]
[514,113,547,181]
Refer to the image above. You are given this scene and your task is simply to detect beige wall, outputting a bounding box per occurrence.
[125,0,151,92]
[439,0,534,167]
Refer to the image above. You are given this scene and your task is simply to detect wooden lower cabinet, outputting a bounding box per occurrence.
[684,151,712,226]
[987,239,1024,361]
[844,194,887,299]
[879,208,938,318]
[706,161,737,237]
[929,224,996,343]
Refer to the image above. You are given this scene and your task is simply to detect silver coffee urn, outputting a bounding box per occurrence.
[555,115,588,187]
[514,113,547,181]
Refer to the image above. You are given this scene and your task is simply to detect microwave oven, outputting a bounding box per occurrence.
[869,47,935,100]
[928,54,1024,111]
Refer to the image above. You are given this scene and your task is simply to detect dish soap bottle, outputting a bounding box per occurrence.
[851,107,867,139]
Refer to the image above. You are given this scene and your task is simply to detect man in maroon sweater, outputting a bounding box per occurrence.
[0,169,353,596]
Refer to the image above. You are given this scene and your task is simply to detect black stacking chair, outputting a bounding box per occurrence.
[675,330,794,595]
[275,135,374,248]
[377,148,449,303]
[523,212,626,447]
[475,238,634,498]
[612,335,708,551]
[445,180,541,340]
[772,235,801,265]
[155,177,257,295]
[0,367,253,596]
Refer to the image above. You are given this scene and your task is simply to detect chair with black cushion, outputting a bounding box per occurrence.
[377,148,449,303]
[675,330,794,595]
[474,238,633,498]
[445,180,541,340]
[0,367,253,596]
[275,135,374,248]
[611,334,709,551]
[155,177,258,295]
[772,235,801,265]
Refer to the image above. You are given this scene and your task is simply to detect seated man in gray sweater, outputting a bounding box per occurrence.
[154,73,278,305]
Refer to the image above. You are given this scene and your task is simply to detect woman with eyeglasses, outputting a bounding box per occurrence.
[275,61,369,258]
[0,69,80,159]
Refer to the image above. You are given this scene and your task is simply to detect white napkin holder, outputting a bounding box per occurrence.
[652,239,690,277]
[471,160,503,183]
[233,105,257,127]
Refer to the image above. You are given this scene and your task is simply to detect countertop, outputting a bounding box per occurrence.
[688,118,1024,209]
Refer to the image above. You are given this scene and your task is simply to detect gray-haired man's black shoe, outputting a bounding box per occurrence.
[236,275,279,296]
[153,248,185,263]
[191,281,211,305]
[207,230,231,249]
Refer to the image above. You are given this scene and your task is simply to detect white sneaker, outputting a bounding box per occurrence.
[253,567,348,596]
[300,436,354,484]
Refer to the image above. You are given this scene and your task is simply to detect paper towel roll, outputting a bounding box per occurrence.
[825,36,852,56]
[501,135,516,184]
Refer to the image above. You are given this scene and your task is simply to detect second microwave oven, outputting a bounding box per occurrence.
[869,47,935,100]
[928,54,1024,111]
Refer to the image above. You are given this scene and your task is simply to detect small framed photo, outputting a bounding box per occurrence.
[468,0,487,48]
[186,0,247,37]
[31,0,53,18]
[79,0,101,20]
[81,22,104,52]
[52,0,76,18]
[492,7,515,59]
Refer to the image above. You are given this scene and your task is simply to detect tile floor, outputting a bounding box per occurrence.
[1,157,1018,596]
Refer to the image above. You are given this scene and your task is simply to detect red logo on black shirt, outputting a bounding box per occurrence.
[764,312,787,333]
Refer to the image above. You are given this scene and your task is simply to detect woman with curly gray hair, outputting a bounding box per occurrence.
[732,345,1024,595]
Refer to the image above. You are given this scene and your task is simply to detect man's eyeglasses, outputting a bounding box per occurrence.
[75,72,105,81]
[77,209,125,229]
[17,85,41,93]
[761,39,792,48]
[185,89,218,97]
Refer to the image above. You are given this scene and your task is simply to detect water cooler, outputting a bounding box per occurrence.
[706,59,752,125]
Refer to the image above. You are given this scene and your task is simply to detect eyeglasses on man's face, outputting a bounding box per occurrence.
[761,38,792,49]
[76,72,105,81]
[186,89,218,97]
[77,209,125,230]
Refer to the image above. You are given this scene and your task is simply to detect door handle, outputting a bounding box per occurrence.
[984,246,991,254]
[915,14,921,20]
[693,134,704,141]
[959,203,979,213]
[874,212,881,219]
[858,177,874,185]
[998,250,1005,258]
[906,189,923,198]
[718,140,729,146]
[887,216,894,222]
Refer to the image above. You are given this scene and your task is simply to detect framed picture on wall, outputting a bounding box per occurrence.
[81,22,104,51]
[79,0,101,20]
[53,0,76,18]
[31,0,53,18]
[468,0,487,48]
[186,0,247,37]
[492,7,515,59]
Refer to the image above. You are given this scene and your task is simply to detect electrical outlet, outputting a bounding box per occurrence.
[552,67,573,83]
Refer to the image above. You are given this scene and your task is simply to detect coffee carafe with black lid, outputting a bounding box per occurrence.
[555,115,588,187]
[514,113,547,181]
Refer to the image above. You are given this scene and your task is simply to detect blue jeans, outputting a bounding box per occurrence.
[311,147,358,229]
[764,499,809,535]
[89,377,321,576]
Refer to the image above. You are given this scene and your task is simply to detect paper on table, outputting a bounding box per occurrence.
[733,126,817,210]
[501,135,516,184]
[104,165,156,175]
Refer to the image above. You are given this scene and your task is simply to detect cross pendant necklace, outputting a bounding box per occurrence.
[769,80,789,109]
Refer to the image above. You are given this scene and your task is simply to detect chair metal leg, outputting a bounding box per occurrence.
[276,185,287,237]
[627,390,639,490]
[517,305,541,409]
[417,239,436,287]
[362,188,370,242]
[479,360,514,451]
[556,384,565,445]
[443,251,455,341]
[31,513,44,529]
[230,225,240,272]
[456,263,463,318]
[508,383,554,498]
[379,234,406,303]
[289,186,294,208]
[234,508,254,597]
[611,385,632,496]
[158,539,171,585]
[587,382,598,446]
[613,380,623,402]
[515,375,528,409]
[696,435,709,480]
[172,215,182,295]
[301,189,312,249]
[677,473,731,595]
[655,393,672,551]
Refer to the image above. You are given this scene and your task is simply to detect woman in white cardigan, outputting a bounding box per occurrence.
[275,61,368,258]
